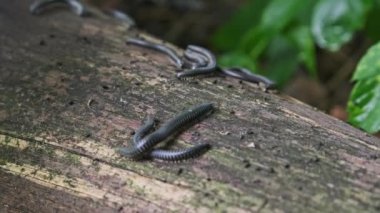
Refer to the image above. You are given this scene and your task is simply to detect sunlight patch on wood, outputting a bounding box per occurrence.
[0,134,197,211]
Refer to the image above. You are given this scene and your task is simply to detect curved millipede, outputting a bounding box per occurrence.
[176,45,218,78]
[126,38,183,68]
[133,116,155,144]
[126,38,217,78]
[104,10,136,26]
[149,144,211,161]
[157,103,214,136]
[220,67,276,89]
[118,103,214,159]
[118,126,168,159]
[30,0,86,16]
[187,45,216,67]
[183,48,208,69]
[132,116,211,161]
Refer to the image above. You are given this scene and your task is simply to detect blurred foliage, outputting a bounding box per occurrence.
[348,42,380,133]
[312,0,372,51]
[213,0,380,133]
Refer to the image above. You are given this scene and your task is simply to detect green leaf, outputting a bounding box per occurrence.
[348,41,380,133]
[212,0,269,51]
[312,0,370,51]
[218,52,257,72]
[353,42,380,81]
[348,76,380,133]
[289,26,317,78]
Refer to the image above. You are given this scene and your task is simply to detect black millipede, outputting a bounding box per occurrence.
[30,0,86,16]
[176,45,218,78]
[178,45,276,89]
[186,45,216,67]
[132,116,211,161]
[149,144,211,161]
[183,48,208,69]
[132,116,156,147]
[126,38,183,68]
[125,39,216,78]
[103,10,136,26]
[220,67,276,89]
[118,103,214,159]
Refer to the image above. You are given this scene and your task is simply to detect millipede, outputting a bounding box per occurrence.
[126,38,183,68]
[30,0,86,16]
[118,103,214,160]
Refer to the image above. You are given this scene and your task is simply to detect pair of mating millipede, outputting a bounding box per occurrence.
[30,0,136,26]
[126,38,217,78]
[118,103,214,161]
[126,38,276,89]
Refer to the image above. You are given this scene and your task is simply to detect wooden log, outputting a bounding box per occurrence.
[0,1,379,212]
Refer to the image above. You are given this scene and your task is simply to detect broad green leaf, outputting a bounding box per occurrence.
[348,41,380,133]
[312,0,370,51]
[212,0,269,51]
[264,35,299,88]
[218,52,257,72]
[348,76,380,133]
[353,42,380,80]
[289,26,317,78]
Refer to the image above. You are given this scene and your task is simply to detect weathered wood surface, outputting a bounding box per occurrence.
[0,1,379,212]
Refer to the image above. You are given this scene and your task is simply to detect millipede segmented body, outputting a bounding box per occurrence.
[157,103,214,136]
[187,45,217,67]
[133,116,155,144]
[118,103,214,160]
[220,67,276,89]
[176,45,217,78]
[125,38,217,78]
[118,129,168,159]
[126,38,183,68]
[149,144,211,161]
[183,48,208,69]
[30,0,86,16]
[105,10,136,26]
[131,116,211,161]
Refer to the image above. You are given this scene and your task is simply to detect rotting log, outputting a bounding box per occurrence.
[0,1,380,212]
